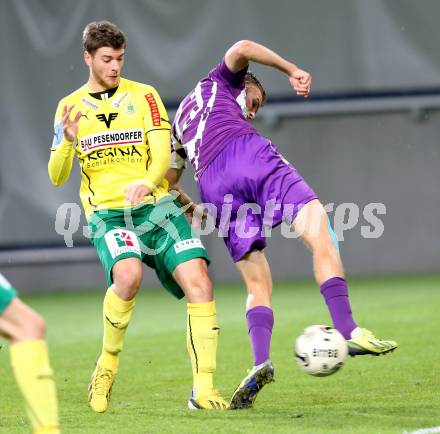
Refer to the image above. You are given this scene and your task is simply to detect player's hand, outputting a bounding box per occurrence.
[62,104,82,142]
[288,68,312,98]
[190,204,208,229]
[125,183,152,206]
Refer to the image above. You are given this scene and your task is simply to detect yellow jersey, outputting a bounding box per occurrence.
[48,77,171,219]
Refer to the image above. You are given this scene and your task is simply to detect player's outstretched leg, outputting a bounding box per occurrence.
[1,294,60,434]
[294,199,398,356]
[173,259,229,410]
[230,251,275,409]
[89,259,140,413]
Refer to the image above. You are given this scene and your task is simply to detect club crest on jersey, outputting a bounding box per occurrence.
[96,113,118,128]
[145,93,161,126]
[125,101,136,114]
[105,229,141,259]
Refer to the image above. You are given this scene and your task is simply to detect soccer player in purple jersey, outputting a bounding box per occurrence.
[170,40,397,409]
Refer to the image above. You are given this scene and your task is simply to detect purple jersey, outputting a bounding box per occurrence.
[172,60,258,179]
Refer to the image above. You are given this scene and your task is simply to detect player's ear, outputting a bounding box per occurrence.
[84,51,92,67]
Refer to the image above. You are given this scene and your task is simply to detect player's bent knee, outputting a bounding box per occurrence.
[187,274,213,302]
[114,272,141,292]
[174,259,214,302]
[15,310,46,341]
[31,312,46,339]
[294,200,328,240]
[113,262,142,299]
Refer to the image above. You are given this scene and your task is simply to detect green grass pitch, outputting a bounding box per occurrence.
[0,275,439,434]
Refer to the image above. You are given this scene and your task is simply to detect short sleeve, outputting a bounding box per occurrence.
[209,58,248,89]
[143,86,171,134]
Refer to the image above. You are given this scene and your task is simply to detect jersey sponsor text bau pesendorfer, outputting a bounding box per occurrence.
[48,78,171,219]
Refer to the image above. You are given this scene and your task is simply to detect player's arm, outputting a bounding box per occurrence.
[48,103,82,186]
[224,40,311,97]
[125,87,171,205]
[166,167,207,226]
[166,168,196,213]
[166,145,207,225]
[166,134,193,208]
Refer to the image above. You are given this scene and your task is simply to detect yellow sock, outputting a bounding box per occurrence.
[35,429,60,434]
[10,340,60,434]
[99,285,136,372]
[187,301,219,394]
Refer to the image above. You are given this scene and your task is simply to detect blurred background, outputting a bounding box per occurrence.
[0,0,439,291]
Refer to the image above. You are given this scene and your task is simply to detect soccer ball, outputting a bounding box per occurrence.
[295,325,348,377]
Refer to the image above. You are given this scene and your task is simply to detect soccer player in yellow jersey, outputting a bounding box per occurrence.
[48,21,228,411]
[0,274,60,434]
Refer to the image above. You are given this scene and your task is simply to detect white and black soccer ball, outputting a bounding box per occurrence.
[295,325,348,377]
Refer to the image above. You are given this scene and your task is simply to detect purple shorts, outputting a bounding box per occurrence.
[199,133,318,262]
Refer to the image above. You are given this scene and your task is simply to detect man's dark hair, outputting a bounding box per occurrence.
[245,71,267,106]
[82,21,126,54]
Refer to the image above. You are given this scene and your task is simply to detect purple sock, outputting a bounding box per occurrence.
[320,277,357,339]
[246,306,274,366]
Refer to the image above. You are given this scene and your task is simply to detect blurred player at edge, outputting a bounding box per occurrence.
[170,39,398,409]
[48,21,228,412]
[0,273,60,433]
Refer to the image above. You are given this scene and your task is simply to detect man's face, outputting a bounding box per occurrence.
[245,84,263,120]
[84,46,125,90]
